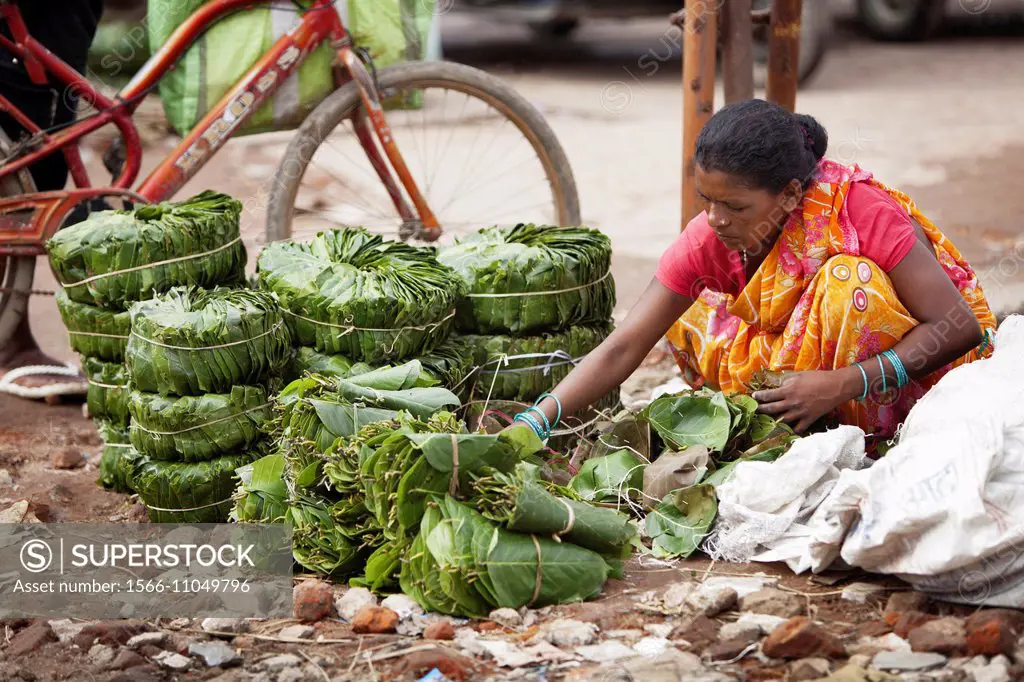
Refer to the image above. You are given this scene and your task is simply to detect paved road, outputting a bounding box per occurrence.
[27,11,1024,364]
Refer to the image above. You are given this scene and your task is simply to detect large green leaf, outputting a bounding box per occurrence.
[569,449,646,503]
[642,392,733,452]
[645,484,718,559]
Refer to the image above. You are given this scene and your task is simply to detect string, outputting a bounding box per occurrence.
[88,380,128,390]
[130,320,284,350]
[466,270,612,298]
[447,433,460,496]
[145,498,231,512]
[60,237,242,289]
[131,403,272,436]
[68,331,129,339]
[528,534,543,606]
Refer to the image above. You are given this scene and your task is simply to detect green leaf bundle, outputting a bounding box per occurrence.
[275,363,461,452]
[286,489,361,577]
[257,228,464,363]
[126,287,292,396]
[129,385,272,462]
[84,357,130,427]
[231,454,289,523]
[133,451,259,523]
[56,291,130,361]
[287,335,475,398]
[400,495,612,617]
[459,323,612,402]
[473,467,637,557]
[46,190,246,309]
[569,449,646,504]
[96,420,140,494]
[645,484,718,560]
[438,224,615,335]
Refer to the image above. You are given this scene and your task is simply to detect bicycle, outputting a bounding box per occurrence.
[0,0,581,352]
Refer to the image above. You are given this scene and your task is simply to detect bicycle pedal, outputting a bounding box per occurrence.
[102,137,126,178]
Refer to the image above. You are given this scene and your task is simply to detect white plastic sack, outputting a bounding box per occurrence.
[707,425,869,572]
[811,315,1024,606]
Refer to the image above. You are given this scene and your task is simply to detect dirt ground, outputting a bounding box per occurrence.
[4,9,1024,682]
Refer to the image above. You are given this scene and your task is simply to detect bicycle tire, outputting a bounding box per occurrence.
[0,127,38,353]
[266,60,581,244]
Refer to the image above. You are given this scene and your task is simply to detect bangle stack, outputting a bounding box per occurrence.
[854,350,910,402]
[513,393,563,441]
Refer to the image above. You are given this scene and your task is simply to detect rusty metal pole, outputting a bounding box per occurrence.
[681,0,718,229]
[721,0,754,105]
[765,0,802,112]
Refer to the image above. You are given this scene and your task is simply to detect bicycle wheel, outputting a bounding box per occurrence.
[0,127,38,352]
[266,61,581,245]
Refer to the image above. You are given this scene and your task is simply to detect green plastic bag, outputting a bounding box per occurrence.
[147,0,440,136]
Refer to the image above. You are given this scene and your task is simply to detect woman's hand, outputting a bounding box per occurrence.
[752,370,850,433]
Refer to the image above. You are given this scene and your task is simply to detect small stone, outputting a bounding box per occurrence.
[200,618,251,636]
[138,644,163,659]
[107,650,147,671]
[871,650,947,671]
[643,623,675,639]
[75,621,150,649]
[740,587,805,619]
[261,653,302,671]
[381,594,423,621]
[351,606,399,634]
[50,446,84,469]
[617,649,705,678]
[841,583,888,605]
[884,592,931,625]
[8,622,56,656]
[685,584,738,617]
[847,633,911,657]
[857,621,894,638]
[396,646,474,681]
[0,468,12,486]
[127,632,166,650]
[894,611,939,638]
[278,624,315,640]
[719,621,762,644]
[762,616,845,660]
[488,608,522,629]
[605,629,644,642]
[972,657,1012,682]
[188,641,241,668]
[576,640,638,663]
[671,614,720,650]
[661,581,697,610]
[908,617,967,656]
[335,587,377,621]
[292,579,334,623]
[277,667,318,682]
[541,619,599,648]
[788,657,832,681]
[708,638,753,661]
[966,609,1024,657]
[423,620,456,641]
[165,618,191,631]
[47,618,87,644]
[152,651,191,671]
[848,653,872,668]
[633,636,670,658]
[88,644,117,667]
[734,612,787,634]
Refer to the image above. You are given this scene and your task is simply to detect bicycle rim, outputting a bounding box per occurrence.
[281,64,578,245]
[0,127,36,350]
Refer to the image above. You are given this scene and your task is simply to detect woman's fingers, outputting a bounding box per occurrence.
[752,387,787,403]
[756,400,791,416]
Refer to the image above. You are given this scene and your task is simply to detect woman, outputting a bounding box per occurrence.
[513,99,995,446]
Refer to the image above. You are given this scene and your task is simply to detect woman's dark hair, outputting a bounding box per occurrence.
[694,99,827,193]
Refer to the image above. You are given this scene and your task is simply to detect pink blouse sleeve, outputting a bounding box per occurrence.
[655,216,709,298]
[846,183,918,272]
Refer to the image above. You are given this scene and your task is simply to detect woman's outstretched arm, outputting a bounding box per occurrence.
[523,279,694,426]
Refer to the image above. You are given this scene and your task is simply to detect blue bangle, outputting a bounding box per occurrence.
[877,355,886,394]
[536,393,562,425]
[525,405,551,434]
[514,412,548,439]
[883,350,908,388]
[854,362,868,401]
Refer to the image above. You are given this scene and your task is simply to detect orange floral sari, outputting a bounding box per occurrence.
[665,159,996,440]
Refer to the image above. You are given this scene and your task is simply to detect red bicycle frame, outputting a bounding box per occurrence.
[0,0,439,256]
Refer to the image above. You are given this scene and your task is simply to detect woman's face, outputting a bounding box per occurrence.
[695,166,803,256]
